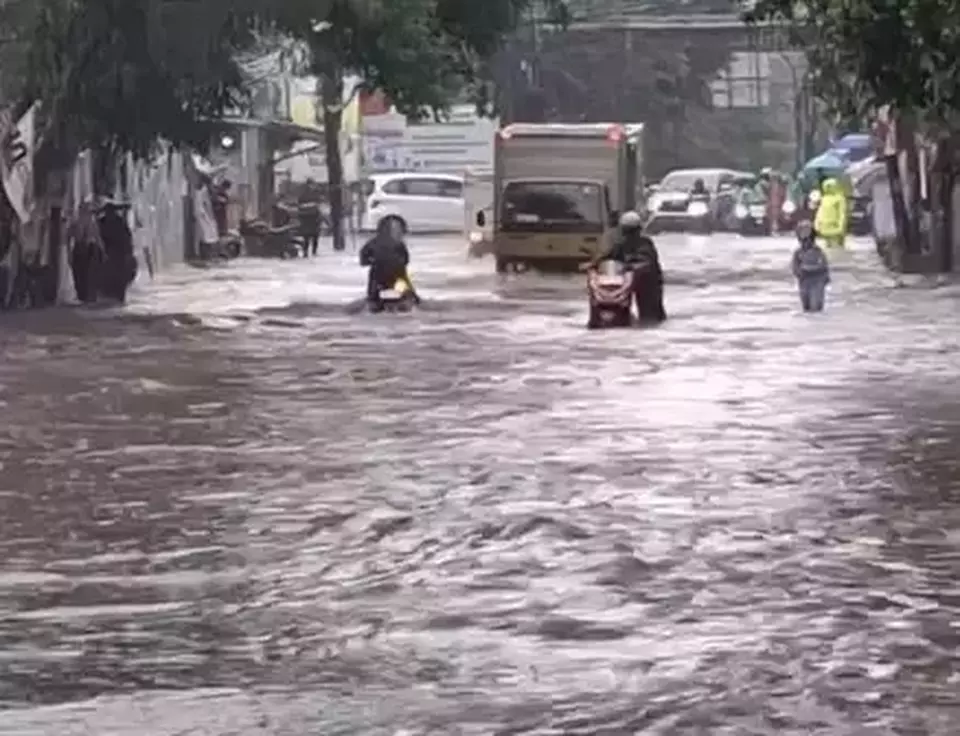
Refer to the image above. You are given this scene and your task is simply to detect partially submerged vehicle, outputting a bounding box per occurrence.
[239,219,304,259]
[463,166,494,258]
[646,168,752,234]
[477,122,645,273]
[371,273,417,313]
[585,260,635,328]
[732,188,773,236]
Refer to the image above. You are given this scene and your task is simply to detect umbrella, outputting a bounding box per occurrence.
[802,151,848,174]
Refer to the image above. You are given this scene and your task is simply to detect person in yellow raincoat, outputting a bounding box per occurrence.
[813,177,848,249]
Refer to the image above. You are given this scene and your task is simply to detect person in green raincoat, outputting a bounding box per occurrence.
[813,177,848,249]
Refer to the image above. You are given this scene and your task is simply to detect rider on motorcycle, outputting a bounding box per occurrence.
[359,218,418,308]
[588,210,667,323]
[690,178,710,201]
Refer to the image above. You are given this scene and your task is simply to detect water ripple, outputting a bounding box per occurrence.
[0,236,957,734]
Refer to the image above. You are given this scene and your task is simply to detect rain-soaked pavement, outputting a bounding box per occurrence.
[0,233,958,735]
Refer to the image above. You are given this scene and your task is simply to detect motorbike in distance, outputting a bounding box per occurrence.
[239,219,304,259]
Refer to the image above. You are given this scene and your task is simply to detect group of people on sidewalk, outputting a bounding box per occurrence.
[67,198,137,304]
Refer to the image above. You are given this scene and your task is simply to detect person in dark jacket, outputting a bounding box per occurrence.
[97,201,137,303]
[212,179,231,237]
[297,179,321,257]
[67,200,104,303]
[359,218,418,309]
[588,210,666,323]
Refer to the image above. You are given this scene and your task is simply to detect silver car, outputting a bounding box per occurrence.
[646,168,753,233]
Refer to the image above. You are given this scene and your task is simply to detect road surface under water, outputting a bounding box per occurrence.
[0,234,957,735]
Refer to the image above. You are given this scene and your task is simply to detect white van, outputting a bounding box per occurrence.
[361,172,464,233]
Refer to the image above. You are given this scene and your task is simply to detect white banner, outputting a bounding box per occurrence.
[1,102,37,223]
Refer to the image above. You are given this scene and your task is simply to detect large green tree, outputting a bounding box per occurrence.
[746,0,960,124]
[271,0,569,250]
[747,0,960,268]
[9,0,566,247]
[18,0,268,171]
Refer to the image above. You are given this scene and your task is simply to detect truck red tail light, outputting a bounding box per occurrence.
[606,125,624,143]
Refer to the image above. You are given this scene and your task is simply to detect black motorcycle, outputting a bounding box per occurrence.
[369,272,418,313]
[239,219,304,259]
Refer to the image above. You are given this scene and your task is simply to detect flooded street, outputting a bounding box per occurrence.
[1,233,958,735]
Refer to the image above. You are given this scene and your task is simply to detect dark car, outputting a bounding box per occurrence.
[646,168,752,234]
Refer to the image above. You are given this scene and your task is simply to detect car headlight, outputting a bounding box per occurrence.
[688,201,709,216]
[782,200,797,214]
[468,231,483,244]
[734,204,748,219]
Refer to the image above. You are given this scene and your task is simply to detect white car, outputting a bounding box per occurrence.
[361,172,465,234]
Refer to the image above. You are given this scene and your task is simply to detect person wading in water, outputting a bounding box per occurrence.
[97,200,137,303]
[67,199,104,303]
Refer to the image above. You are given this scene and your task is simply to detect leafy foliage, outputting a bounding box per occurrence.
[271,0,570,118]
[20,0,268,159]
[10,0,569,161]
[500,25,760,176]
[745,0,960,126]
[266,0,571,250]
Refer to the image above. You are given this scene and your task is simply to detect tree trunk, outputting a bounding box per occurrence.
[0,187,14,307]
[319,70,345,252]
[884,153,913,258]
[938,170,954,273]
[905,138,922,254]
[44,203,62,305]
[800,80,817,163]
[933,137,956,273]
[793,85,804,171]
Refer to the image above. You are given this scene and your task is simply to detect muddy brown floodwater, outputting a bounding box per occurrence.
[0,235,957,735]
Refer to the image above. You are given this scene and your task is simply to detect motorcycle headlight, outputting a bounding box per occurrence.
[688,201,709,216]
[809,191,822,206]
[734,204,748,219]
[782,200,797,214]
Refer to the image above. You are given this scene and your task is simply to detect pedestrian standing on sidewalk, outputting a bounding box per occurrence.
[791,219,830,312]
[212,178,231,237]
[67,199,103,303]
[297,179,321,257]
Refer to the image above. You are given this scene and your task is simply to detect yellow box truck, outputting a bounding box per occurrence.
[476,123,644,273]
